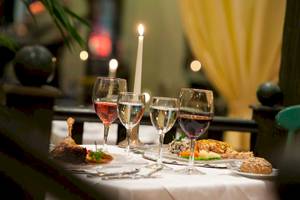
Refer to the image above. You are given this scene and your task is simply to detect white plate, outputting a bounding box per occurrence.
[144,146,241,165]
[164,151,239,164]
[232,168,278,179]
[143,151,237,168]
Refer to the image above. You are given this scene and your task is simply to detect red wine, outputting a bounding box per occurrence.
[94,101,118,125]
[179,113,213,139]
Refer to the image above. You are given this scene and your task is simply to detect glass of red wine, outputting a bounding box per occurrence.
[92,77,127,151]
[177,88,214,175]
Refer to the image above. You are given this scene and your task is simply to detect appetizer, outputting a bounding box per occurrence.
[50,136,87,164]
[179,150,221,160]
[50,117,113,164]
[86,150,113,164]
[169,138,253,160]
[240,157,273,174]
[50,117,87,164]
[168,139,189,154]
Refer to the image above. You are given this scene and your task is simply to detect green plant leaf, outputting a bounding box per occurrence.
[0,34,19,52]
[64,7,90,27]
[0,0,89,51]
[40,0,89,49]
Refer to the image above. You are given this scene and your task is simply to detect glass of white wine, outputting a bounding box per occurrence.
[117,92,145,156]
[148,97,179,169]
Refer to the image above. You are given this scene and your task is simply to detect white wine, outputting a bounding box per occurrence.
[118,102,145,129]
[150,105,178,134]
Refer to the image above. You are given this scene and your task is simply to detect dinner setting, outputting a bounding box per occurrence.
[1,0,300,200]
[46,78,278,199]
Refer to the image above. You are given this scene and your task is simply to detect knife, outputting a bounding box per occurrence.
[86,168,140,178]
[101,166,163,180]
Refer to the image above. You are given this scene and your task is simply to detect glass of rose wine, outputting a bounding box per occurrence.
[148,97,179,169]
[92,77,127,151]
[177,88,214,175]
[117,92,145,156]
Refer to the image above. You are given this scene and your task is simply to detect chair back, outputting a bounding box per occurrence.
[276,105,300,145]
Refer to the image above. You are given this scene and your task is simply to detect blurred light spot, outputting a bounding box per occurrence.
[52,57,57,63]
[190,60,202,72]
[109,59,118,71]
[143,92,151,103]
[88,31,112,58]
[80,51,89,61]
[29,1,45,14]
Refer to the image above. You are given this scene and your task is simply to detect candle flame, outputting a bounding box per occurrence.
[109,58,118,71]
[137,24,144,36]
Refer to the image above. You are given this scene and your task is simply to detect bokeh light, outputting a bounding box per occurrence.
[190,60,202,72]
[79,50,89,61]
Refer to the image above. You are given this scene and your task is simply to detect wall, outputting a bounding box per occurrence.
[120,0,188,98]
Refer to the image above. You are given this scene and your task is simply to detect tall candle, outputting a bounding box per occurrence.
[133,24,144,94]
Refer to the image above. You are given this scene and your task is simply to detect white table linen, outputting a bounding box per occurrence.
[51,121,158,145]
[75,145,279,200]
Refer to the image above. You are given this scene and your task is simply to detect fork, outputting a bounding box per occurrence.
[101,166,163,180]
[86,168,140,178]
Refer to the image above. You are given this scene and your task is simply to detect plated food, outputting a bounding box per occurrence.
[50,135,114,164]
[50,136,87,164]
[86,149,113,164]
[168,138,254,161]
[167,138,277,175]
[50,117,113,164]
[239,157,273,174]
[232,169,278,179]
[179,150,221,160]
[232,157,277,178]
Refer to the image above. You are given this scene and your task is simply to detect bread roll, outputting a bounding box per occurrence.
[240,157,272,174]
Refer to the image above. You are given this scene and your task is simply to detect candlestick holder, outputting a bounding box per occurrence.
[118,124,144,148]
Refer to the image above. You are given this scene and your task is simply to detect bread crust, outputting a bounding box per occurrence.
[240,157,272,174]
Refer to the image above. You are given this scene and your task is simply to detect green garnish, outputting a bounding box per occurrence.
[89,150,104,161]
[176,132,186,141]
[180,155,221,160]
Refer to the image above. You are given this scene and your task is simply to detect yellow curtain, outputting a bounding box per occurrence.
[179,0,286,150]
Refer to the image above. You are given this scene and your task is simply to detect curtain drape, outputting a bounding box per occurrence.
[179,0,286,150]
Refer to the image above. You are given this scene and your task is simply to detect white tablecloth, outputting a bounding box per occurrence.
[51,121,158,145]
[76,145,279,200]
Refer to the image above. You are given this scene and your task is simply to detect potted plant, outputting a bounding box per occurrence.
[0,0,89,83]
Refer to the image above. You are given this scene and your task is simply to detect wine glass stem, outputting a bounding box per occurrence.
[188,138,196,169]
[126,127,132,156]
[103,124,109,151]
[157,131,164,166]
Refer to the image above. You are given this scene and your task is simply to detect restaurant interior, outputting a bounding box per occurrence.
[0,0,300,199]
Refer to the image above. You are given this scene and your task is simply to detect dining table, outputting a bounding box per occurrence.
[60,145,279,200]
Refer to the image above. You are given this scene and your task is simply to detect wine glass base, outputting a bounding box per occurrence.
[118,138,144,148]
[145,163,173,171]
[176,167,206,175]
